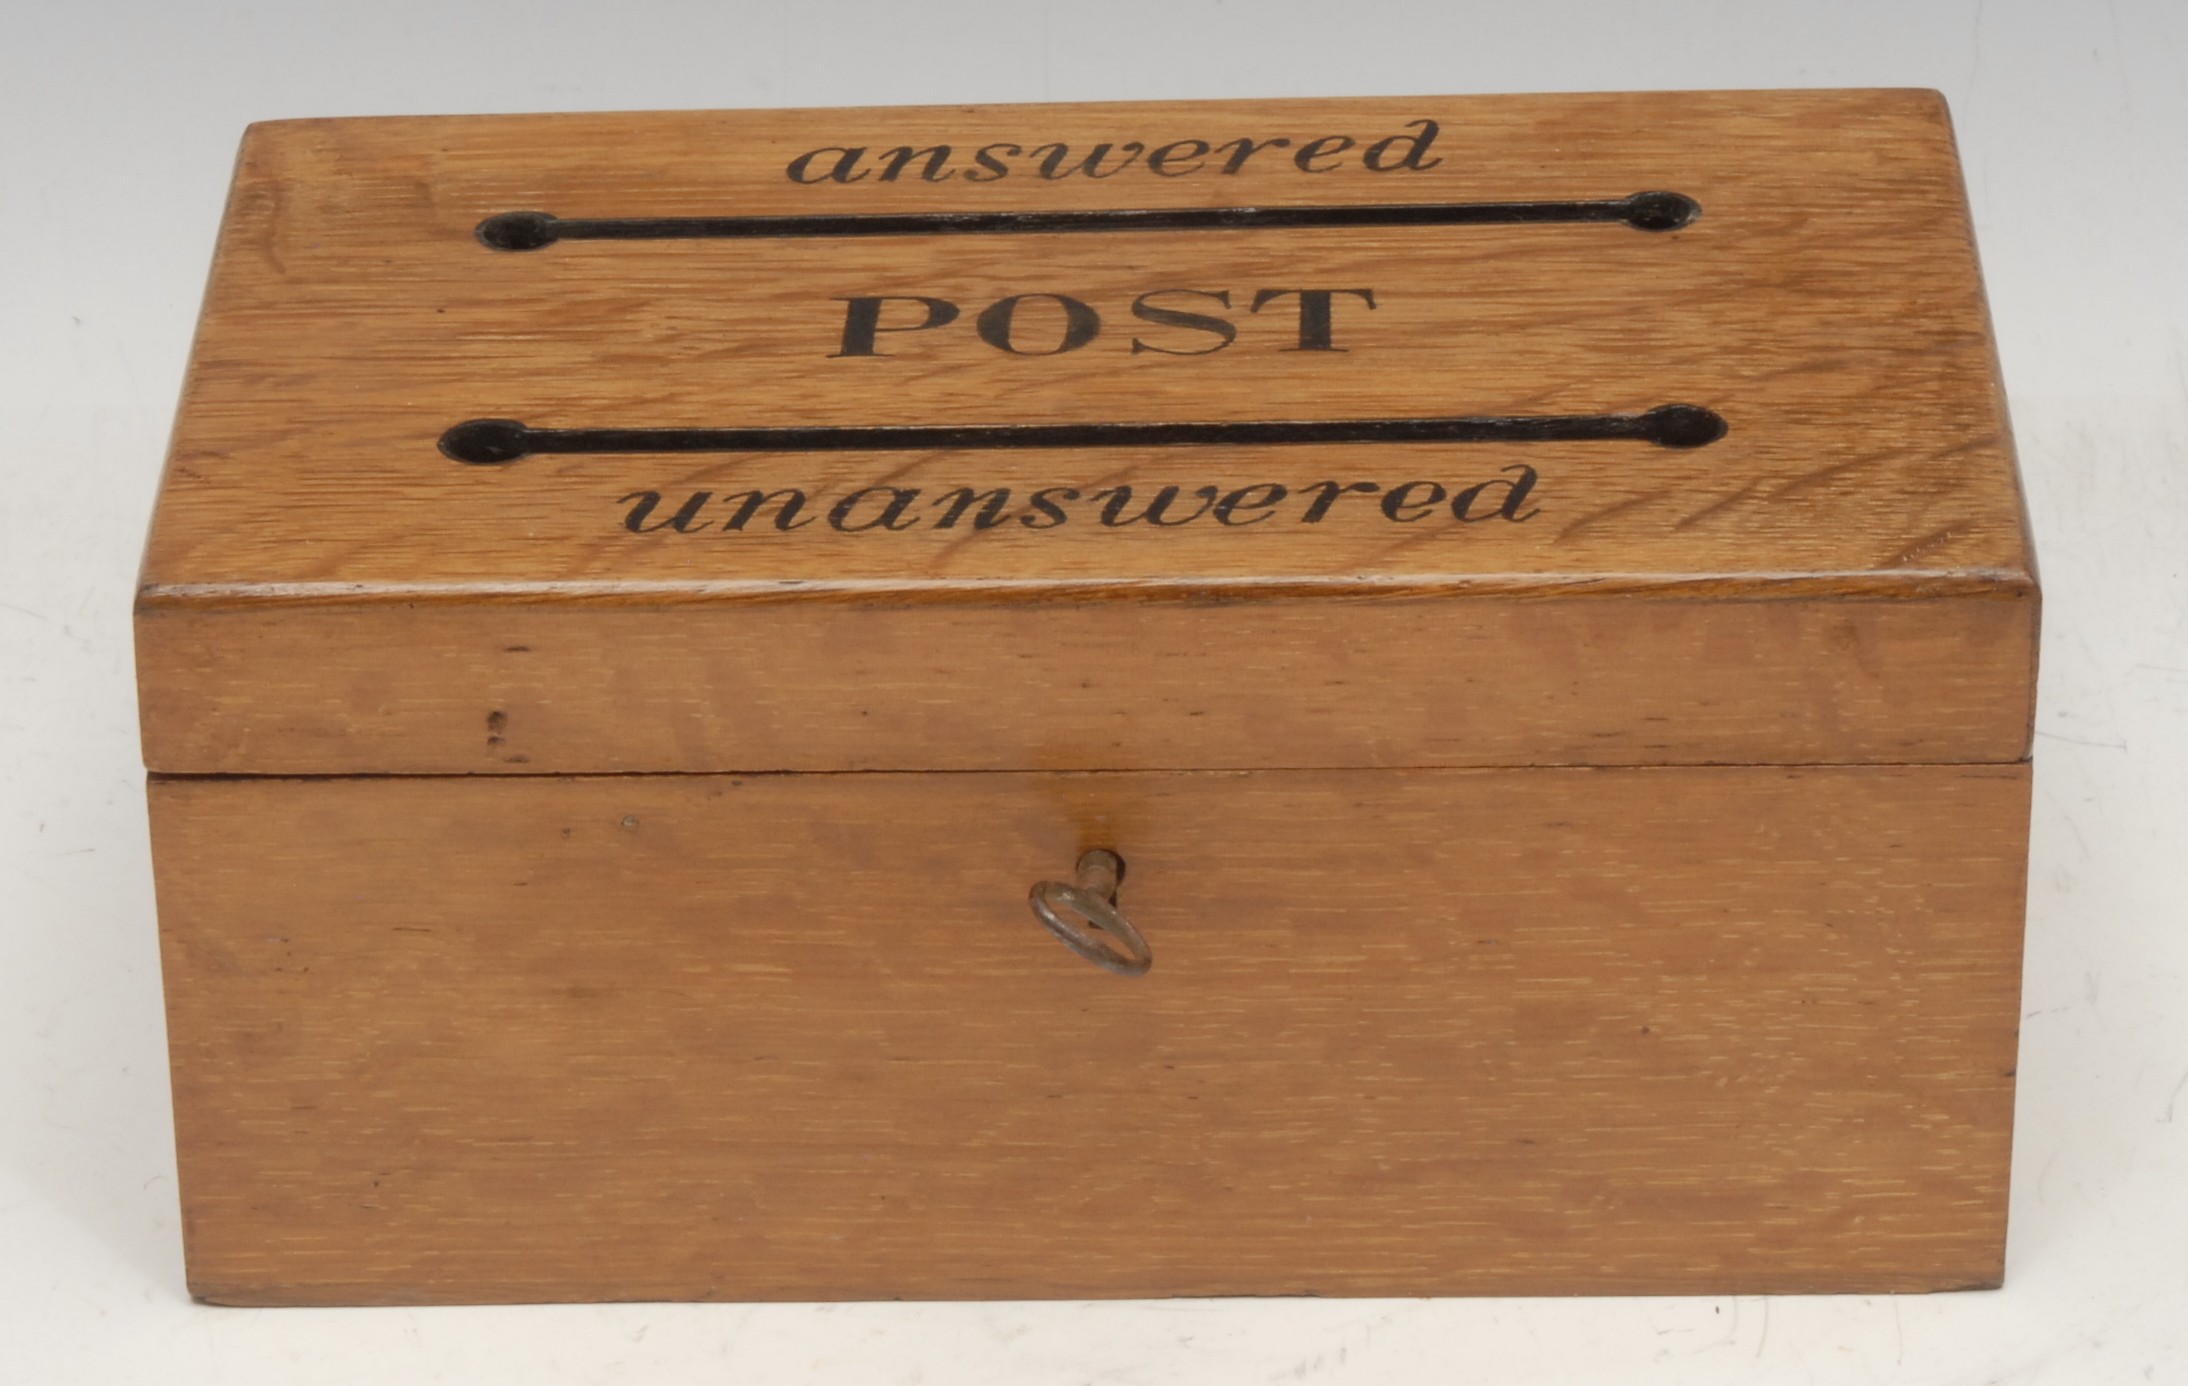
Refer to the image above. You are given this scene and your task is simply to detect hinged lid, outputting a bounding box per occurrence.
[137,90,2035,776]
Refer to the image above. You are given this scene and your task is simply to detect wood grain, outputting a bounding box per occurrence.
[153,763,2030,1305]
[135,90,2036,774]
[138,589,2034,774]
[140,92,2038,1305]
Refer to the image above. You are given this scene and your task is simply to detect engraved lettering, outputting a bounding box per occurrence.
[783,124,1447,184]
[1363,118,1443,172]
[1297,480,1381,523]
[1091,484,1221,527]
[875,144,955,182]
[1212,136,1294,174]
[1380,480,1448,522]
[1029,141,1147,179]
[931,486,1014,530]
[1129,290,1236,355]
[1250,288,1378,351]
[1452,465,1541,522]
[1292,134,1356,173]
[829,486,924,532]
[619,490,709,534]
[719,488,816,531]
[1020,486,1081,529]
[785,146,870,184]
[833,296,961,357]
[975,293,1102,355]
[612,469,1550,537]
[965,142,1022,182]
[829,287,1380,357]
[1146,139,1211,176]
[1214,483,1288,526]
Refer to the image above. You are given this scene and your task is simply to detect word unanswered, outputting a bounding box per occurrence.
[618,466,1540,535]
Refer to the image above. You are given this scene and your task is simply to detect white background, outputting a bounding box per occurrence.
[4,1,2184,1381]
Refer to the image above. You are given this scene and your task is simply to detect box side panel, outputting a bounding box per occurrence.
[152,762,2029,1304]
[137,589,2035,775]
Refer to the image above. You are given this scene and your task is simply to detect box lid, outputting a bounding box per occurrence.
[137,90,2035,776]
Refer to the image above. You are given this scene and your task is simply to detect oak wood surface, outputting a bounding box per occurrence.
[134,90,2037,775]
[138,590,2034,775]
[141,93,2038,1306]
[153,763,2029,1305]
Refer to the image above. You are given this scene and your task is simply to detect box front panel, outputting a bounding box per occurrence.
[152,764,2027,1304]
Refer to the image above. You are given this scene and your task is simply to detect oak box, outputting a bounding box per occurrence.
[137,90,2037,1304]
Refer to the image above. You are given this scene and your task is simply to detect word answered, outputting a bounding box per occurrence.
[833,289,1377,357]
[617,467,1539,535]
[786,120,1443,185]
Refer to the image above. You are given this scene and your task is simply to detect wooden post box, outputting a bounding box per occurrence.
[137,90,2036,1305]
